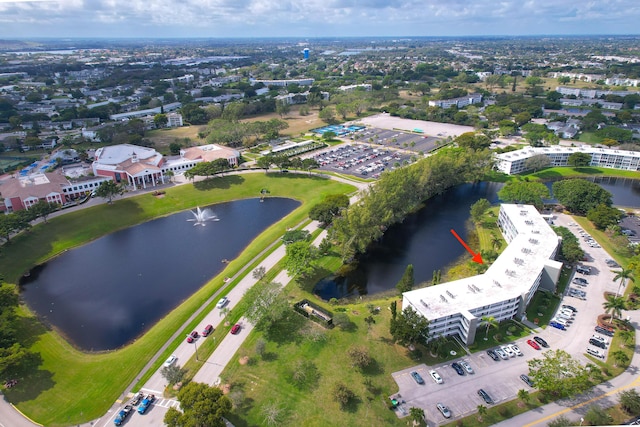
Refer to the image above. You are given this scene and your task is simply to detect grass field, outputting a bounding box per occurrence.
[241,106,324,137]
[524,166,640,181]
[145,125,206,153]
[1,173,355,426]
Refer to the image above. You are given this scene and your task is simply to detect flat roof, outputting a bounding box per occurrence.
[497,145,640,162]
[403,204,559,320]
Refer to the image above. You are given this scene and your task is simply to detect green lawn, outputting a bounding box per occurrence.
[1,173,355,426]
[572,216,634,269]
[524,166,640,181]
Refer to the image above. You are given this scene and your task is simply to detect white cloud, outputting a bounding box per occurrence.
[0,0,638,37]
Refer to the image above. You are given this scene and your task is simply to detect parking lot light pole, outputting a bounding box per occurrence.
[188,334,200,361]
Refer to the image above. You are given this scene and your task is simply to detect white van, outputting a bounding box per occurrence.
[552,317,568,326]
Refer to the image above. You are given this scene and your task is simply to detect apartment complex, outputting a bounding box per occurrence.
[402,204,561,346]
[496,146,640,175]
[428,93,482,109]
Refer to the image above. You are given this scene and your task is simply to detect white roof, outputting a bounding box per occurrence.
[403,204,559,320]
[497,145,640,162]
[94,144,162,166]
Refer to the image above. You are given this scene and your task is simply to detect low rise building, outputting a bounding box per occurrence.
[402,204,561,346]
[496,146,640,175]
[428,93,482,109]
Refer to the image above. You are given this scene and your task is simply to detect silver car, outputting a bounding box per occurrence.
[436,403,451,418]
[460,360,474,374]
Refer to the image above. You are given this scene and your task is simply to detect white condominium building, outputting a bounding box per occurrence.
[402,204,562,346]
[496,146,640,175]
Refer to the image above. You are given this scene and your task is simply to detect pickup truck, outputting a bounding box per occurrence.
[137,395,155,414]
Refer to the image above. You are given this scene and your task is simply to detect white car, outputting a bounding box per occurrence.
[508,344,523,356]
[429,370,443,384]
[501,345,516,358]
[163,354,177,368]
[436,403,451,418]
[460,360,474,374]
[216,296,229,309]
[495,348,509,360]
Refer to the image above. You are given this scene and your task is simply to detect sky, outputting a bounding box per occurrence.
[0,0,639,39]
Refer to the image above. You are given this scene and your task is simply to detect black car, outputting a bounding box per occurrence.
[595,326,615,337]
[486,349,500,361]
[533,336,549,348]
[410,371,425,385]
[562,305,577,313]
[451,362,465,376]
[589,338,606,349]
[478,389,494,404]
[520,374,535,387]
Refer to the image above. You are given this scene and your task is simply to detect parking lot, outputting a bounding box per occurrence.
[352,127,442,154]
[391,212,626,426]
[310,143,413,179]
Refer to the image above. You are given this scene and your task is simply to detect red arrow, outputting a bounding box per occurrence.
[450,229,484,264]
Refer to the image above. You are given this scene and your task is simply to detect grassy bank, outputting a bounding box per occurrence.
[524,166,640,181]
[1,173,355,426]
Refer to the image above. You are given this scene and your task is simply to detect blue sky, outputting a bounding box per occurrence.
[0,0,639,38]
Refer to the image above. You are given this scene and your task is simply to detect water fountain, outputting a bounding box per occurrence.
[187,206,219,226]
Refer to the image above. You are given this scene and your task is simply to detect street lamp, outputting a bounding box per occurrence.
[187,334,199,361]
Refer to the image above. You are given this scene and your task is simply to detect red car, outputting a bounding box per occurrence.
[230,324,241,335]
[202,324,214,337]
[526,339,541,350]
[186,331,199,343]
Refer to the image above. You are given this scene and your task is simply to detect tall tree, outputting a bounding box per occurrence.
[164,382,231,427]
[612,268,635,297]
[470,198,491,224]
[567,152,592,167]
[528,349,592,398]
[603,294,627,319]
[498,180,550,209]
[242,280,288,331]
[481,316,498,339]
[524,154,551,172]
[94,180,125,204]
[29,200,60,224]
[391,306,429,347]
[552,179,612,215]
[283,241,319,280]
[396,264,414,295]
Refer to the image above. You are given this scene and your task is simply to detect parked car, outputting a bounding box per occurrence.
[549,320,566,330]
[429,370,443,384]
[533,336,549,348]
[410,371,425,385]
[216,296,229,309]
[591,334,608,345]
[508,344,523,356]
[114,405,133,426]
[520,374,535,387]
[495,347,509,360]
[163,354,177,368]
[576,265,591,275]
[595,326,615,337]
[586,348,605,358]
[486,349,500,361]
[186,331,198,343]
[230,324,241,335]
[460,360,474,374]
[501,345,516,358]
[527,339,541,350]
[130,392,143,406]
[478,389,494,404]
[436,403,451,418]
[202,324,214,337]
[589,338,606,349]
[562,305,578,313]
[451,362,465,376]
[137,395,155,414]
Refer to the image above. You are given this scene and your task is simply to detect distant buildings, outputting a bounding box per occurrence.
[402,204,561,346]
[250,78,314,87]
[428,93,482,109]
[496,146,640,175]
[555,86,634,99]
[338,84,372,92]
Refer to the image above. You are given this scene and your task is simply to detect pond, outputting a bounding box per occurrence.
[314,177,640,300]
[19,197,300,351]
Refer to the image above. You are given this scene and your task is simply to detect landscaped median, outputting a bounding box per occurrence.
[0,173,355,426]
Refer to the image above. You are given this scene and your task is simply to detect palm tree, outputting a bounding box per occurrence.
[619,329,635,347]
[603,294,627,320]
[612,268,635,297]
[481,316,499,340]
[612,350,630,367]
[518,389,530,404]
[477,404,487,421]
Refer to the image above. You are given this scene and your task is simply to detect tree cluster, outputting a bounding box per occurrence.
[308,194,350,226]
[390,304,429,347]
[184,159,232,180]
[528,349,593,399]
[0,283,39,380]
[331,147,493,260]
[164,382,232,427]
[553,226,585,263]
[497,180,550,209]
[200,118,288,148]
[0,200,60,243]
[552,179,613,215]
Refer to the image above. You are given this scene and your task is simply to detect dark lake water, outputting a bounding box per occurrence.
[20,198,299,351]
[313,182,504,300]
[314,177,640,300]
